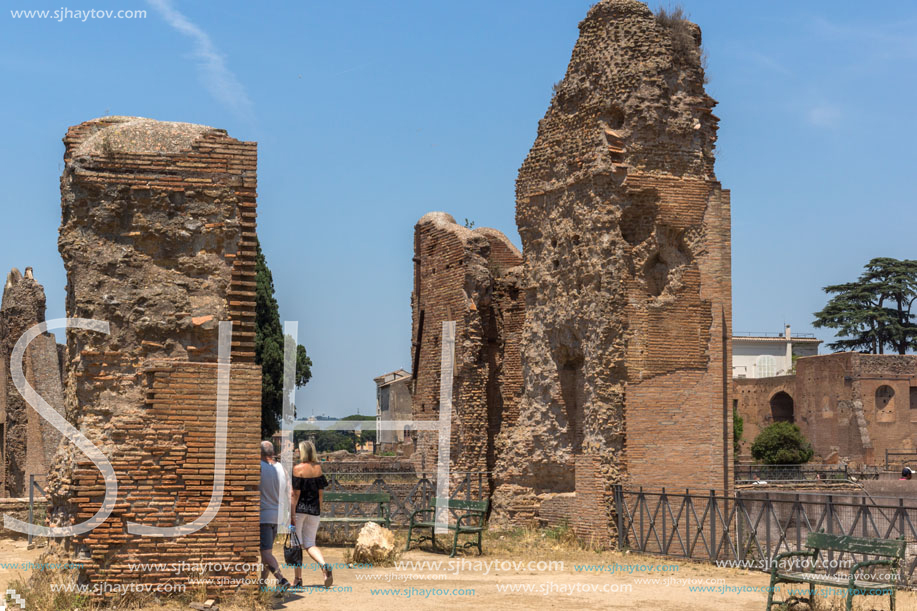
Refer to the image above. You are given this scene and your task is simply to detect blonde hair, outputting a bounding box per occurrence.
[299,440,318,463]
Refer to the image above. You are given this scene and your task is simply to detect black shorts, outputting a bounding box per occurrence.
[259,523,277,550]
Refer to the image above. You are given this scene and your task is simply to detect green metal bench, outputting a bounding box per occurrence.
[321,491,391,528]
[405,498,488,557]
[766,531,905,611]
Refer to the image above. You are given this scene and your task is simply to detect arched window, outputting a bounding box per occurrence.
[756,355,776,378]
[876,384,895,410]
[876,385,896,423]
[770,391,794,423]
[876,385,895,411]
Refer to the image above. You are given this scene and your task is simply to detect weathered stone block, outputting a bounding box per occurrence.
[493,0,733,533]
[410,213,524,496]
[46,116,261,594]
[0,268,65,498]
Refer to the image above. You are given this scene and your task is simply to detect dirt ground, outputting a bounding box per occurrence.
[0,537,41,593]
[4,536,917,610]
[270,546,917,611]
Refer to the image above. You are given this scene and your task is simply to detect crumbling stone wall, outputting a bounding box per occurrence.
[0,268,66,497]
[494,0,732,535]
[410,213,524,495]
[735,353,917,467]
[47,116,261,594]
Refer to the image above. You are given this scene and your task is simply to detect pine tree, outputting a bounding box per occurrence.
[813,257,917,355]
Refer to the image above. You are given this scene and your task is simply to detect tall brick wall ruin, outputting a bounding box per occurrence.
[410,213,524,495]
[493,0,732,534]
[46,116,261,593]
[0,268,66,497]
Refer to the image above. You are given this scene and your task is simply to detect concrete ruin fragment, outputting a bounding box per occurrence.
[46,116,261,593]
[0,268,66,497]
[410,213,525,494]
[492,0,733,541]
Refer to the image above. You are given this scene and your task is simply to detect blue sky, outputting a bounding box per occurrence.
[2,1,916,418]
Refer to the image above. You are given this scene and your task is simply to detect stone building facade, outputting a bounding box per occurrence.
[410,213,525,495]
[47,116,261,594]
[0,268,66,497]
[735,353,917,467]
[374,369,412,450]
[492,0,733,540]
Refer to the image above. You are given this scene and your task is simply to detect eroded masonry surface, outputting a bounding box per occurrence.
[410,213,525,496]
[0,268,65,498]
[482,0,732,540]
[46,116,261,592]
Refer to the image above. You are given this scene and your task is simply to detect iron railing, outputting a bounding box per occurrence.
[321,471,488,528]
[735,463,850,483]
[614,486,917,584]
[733,331,816,338]
[886,450,917,471]
[27,474,47,547]
[735,463,880,483]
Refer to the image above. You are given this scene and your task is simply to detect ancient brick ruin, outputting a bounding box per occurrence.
[407,2,734,542]
[410,213,525,494]
[480,0,732,537]
[0,268,66,497]
[45,116,261,593]
[735,353,917,468]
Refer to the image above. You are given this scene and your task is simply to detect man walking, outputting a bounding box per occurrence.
[260,440,291,594]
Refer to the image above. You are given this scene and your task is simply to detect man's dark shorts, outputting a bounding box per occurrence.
[260,523,277,550]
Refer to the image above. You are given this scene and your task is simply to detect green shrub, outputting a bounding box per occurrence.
[751,422,814,465]
[733,407,743,455]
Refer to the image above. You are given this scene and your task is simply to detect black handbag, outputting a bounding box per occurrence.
[283,528,303,566]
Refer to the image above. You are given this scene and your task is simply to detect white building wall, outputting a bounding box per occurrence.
[732,326,820,379]
[733,343,790,378]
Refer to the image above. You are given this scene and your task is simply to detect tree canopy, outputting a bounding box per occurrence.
[255,239,312,439]
[750,422,814,465]
[292,415,376,454]
[340,414,377,446]
[813,257,917,355]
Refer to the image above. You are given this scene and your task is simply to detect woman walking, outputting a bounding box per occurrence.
[290,440,333,588]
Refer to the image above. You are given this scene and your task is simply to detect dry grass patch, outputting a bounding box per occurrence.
[10,570,272,611]
[484,521,603,560]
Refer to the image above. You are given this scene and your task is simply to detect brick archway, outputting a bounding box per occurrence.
[770,391,795,423]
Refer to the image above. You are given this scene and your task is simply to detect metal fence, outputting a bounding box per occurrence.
[614,486,917,583]
[886,450,917,471]
[735,463,880,484]
[322,471,488,528]
[734,463,850,483]
[27,474,47,547]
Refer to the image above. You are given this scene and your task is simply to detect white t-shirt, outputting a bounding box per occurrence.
[273,460,290,526]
